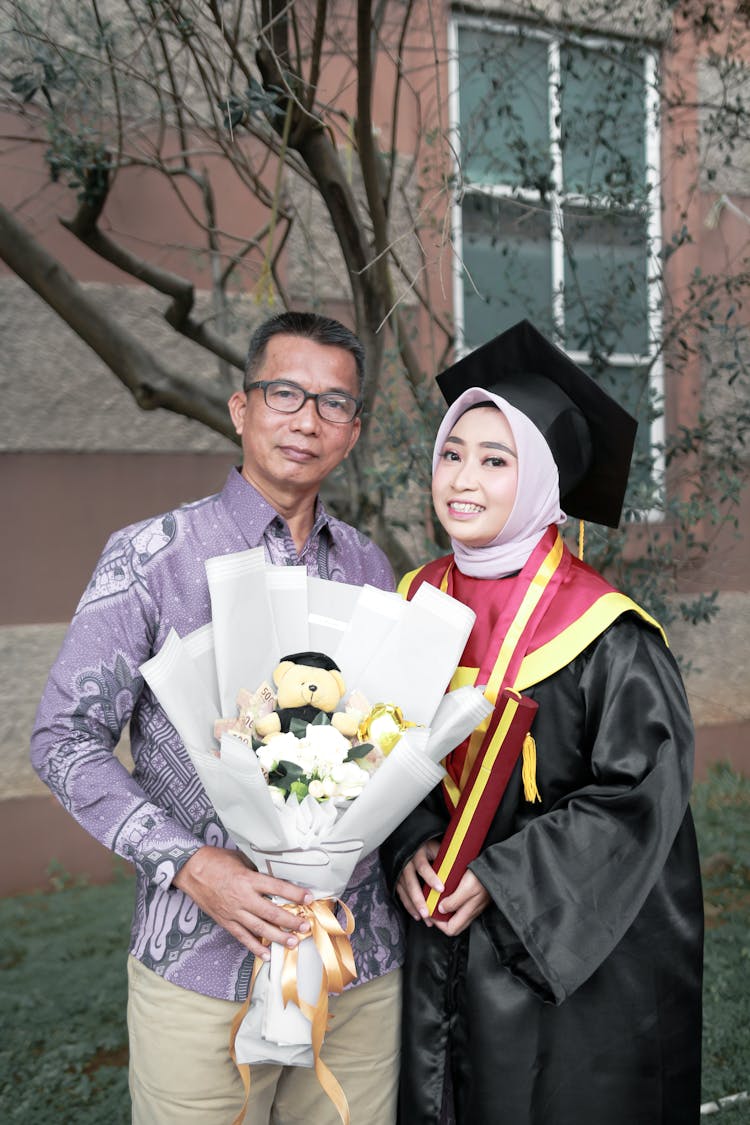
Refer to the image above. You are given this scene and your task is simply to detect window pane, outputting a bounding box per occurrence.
[582,364,656,510]
[461,194,553,348]
[457,28,551,191]
[563,206,649,355]
[560,43,647,199]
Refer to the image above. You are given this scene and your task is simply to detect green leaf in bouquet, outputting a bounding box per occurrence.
[347,742,374,761]
[289,780,309,800]
[310,712,331,727]
[289,718,309,738]
[276,760,306,783]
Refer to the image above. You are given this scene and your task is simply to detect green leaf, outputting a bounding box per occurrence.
[347,742,374,760]
[276,760,305,782]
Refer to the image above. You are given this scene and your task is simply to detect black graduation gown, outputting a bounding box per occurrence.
[381,614,703,1125]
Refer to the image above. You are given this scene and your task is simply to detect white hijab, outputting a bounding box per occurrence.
[432,387,566,579]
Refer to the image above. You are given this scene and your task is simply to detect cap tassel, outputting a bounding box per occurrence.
[577,519,585,560]
[522,733,541,803]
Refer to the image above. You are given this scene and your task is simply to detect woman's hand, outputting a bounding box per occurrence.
[396,838,443,925]
[431,870,490,936]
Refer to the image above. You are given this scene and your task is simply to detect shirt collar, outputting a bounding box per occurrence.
[220,467,332,548]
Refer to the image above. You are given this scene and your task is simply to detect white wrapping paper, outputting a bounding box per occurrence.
[140,550,491,1069]
[205,549,279,715]
[266,566,309,655]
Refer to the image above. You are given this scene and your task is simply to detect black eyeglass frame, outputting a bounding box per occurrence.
[245,379,362,424]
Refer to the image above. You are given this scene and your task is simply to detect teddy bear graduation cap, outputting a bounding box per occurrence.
[436,319,638,528]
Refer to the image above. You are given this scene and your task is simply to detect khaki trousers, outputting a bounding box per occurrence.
[127,956,400,1125]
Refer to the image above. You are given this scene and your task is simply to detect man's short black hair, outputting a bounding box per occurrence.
[244,311,365,391]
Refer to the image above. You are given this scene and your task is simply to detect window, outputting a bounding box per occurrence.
[449,20,663,485]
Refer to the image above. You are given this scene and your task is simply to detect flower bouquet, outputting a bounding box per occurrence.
[140,548,491,1120]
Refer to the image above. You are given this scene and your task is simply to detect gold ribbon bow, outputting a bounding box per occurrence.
[230,899,357,1125]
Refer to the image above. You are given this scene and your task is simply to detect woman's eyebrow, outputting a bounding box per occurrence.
[480,441,517,457]
[443,434,517,456]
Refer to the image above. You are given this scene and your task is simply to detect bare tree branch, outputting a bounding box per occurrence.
[59,183,245,371]
[0,201,239,439]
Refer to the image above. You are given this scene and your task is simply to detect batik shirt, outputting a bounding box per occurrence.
[31,468,405,1002]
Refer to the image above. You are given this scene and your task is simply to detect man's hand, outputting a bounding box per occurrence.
[396,838,442,925]
[431,870,490,936]
[173,846,313,960]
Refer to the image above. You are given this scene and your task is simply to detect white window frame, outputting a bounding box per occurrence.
[447,16,665,488]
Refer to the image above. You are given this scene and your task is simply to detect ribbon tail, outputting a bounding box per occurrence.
[228,899,357,1125]
[299,982,350,1125]
[229,954,265,1125]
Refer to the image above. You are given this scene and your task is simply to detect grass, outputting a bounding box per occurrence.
[694,764,750,1119]
[0,866,132,1124]
[0,765,748,1123]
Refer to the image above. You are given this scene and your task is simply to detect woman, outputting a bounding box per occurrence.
[381,322,703,1125]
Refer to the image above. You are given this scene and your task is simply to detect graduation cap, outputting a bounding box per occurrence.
[436,320,637,528]
[278,651,342,671]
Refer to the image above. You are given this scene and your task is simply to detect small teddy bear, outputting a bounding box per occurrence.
[254,651,359,742]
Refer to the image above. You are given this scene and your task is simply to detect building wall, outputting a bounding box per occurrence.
[1,0,749,894]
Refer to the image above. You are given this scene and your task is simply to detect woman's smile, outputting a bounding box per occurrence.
[432,405,518,548]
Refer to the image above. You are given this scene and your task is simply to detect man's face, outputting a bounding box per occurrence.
[228,334,362,503]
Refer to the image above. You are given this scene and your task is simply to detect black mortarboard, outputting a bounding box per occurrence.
[279,651,341,671]
[436,320,637,527]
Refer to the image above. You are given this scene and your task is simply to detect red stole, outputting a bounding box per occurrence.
[400,526,664,915]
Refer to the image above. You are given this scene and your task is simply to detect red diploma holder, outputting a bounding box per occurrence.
[423,690,539,918]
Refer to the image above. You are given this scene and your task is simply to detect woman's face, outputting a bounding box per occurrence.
[432,405,519,548]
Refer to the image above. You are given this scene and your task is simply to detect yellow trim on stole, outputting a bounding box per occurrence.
[440,594,664,808]
[483,533,565,704]
[456,534,565,794]
[397,569,422,598]
[425,693,522,915]
[513,592,666,692]
[399,556,665,810]
[446,596,664,698]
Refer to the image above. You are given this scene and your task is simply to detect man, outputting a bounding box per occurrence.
[31,312,404,1124]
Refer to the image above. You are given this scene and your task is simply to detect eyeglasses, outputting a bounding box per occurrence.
[246,379,361,424]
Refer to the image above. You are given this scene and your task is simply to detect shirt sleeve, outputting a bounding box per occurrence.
[30,531,205,889]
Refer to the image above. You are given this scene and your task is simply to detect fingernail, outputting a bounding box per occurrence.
[299,921,311,933]
[303,893,313,904]
[286,936,299,948]
[419,907,429,918]
[261,950,271,961]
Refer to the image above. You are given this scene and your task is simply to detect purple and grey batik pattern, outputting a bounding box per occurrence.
[32,469,404,1002]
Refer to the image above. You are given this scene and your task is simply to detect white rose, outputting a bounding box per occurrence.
[308,779,326,799]
[341,761,369,784]
[320,777,337,798]
[333,761,369,800]
[256,745,279,773]
[308,724,351,755]
[273,732,302,759]
[294,744,317,771]
[336,782,367,800]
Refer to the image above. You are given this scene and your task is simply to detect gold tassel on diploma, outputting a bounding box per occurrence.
[522,733,541,803]
[578,519,585,561]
